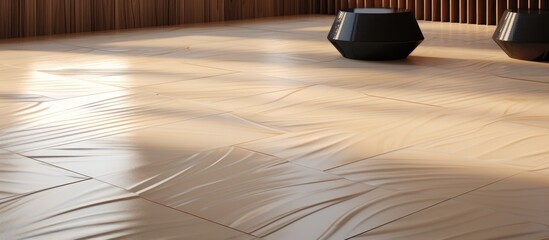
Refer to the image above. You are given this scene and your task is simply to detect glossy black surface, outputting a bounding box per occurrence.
[493,10,549,61]
[328,8,424,60]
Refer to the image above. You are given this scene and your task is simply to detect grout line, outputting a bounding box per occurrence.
[4,150,260,238]
[0,179,89,204]
[345,171,526,239]
[362,93,446,108]
[496,75,549,85]
[133,196,260,238]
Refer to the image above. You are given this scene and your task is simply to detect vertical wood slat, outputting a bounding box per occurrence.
[477,0,486,24]
[450,0,460,22]
[542,0,549,9]
[1,0,319,39]
[459,0,467,22]
[349,0,357,8]
[5,0,546,39]
[432,0,442,21]
[468,0,476,23]
[407,0,416,11]
[508,0,518,9]
[487,0,497,24]
[375,0,384,7]
[339,0,349,9]
[442,0,451,21]
[425,0,433,20]
[398,0,407,8]
[496,0,507,24]
[416,0,425,19]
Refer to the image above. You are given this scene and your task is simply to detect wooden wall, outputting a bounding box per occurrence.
[324,0,549,24]
[2,0,548,39]
[0,0,318,39]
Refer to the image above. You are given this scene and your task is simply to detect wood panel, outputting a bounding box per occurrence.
[460,0,468,23]
[450,0,460,22]
[442,0,451,21]
[416,0,425,19]
[5,0,547,39]
[1,0,314,39]
[321,0,547,25]
[542,0,549,9]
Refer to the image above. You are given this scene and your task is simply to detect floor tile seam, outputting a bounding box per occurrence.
[12,111,228,154]
[10,150,96,180]
[496,75,549,85]
[142,84,313,109]
[440,171,549,221]
[1,176,259,239]
[177,58,251,72]
[323,145,420,172]
[345,171,526,239]
[119,187,261,238]
[236,145,381,189]
[360,92,446,108]
[320,120,502,172]
[387,116,506,149]
[33,63,136,88]
[126,71,239,91]
[431,61,539,78]
[202,85,315,105]
[0,178,89,205]
[38,89,129,103]
[234,118,503,173]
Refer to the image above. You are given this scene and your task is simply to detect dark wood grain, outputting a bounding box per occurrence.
[3,0,533,39]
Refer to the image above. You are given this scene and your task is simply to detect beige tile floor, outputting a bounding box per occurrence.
[1,15,549,239]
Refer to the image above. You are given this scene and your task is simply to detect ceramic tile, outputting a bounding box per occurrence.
[39,57,234,88]
[0,67,121,102]
[328,148,521,197]
[0,90,221,153]
[352,200,549,240]
[0,149,87,199]
[263,55,434,87]
[220,85,444,131]
[237,94,497,170]
[239,129,387,170]
[138,72,310,103]
[0,180,254,240]
[23,113,282,178]
[2,15,549,239]
[128,146,444,238]
[417,122,549,170]
[262,188,445,240]
[352,68,549,109]
[185,52,309,73]
[126,146,377,236]
[456,172,549,226]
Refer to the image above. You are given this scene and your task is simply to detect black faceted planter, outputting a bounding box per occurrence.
[328,8,424,60]
[493,10,549,61]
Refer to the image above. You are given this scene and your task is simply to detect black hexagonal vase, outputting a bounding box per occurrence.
[493,9,549,61]
[328,8,424,60]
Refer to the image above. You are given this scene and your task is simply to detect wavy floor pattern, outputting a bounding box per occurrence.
[0,149,87,199]
[353,200,549,240]
[1,16,549,239]
[0,180,254,240]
